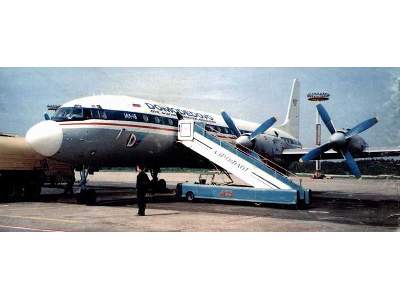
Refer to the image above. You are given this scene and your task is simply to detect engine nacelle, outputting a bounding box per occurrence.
[252,136,285,159]
[347,135,368,154]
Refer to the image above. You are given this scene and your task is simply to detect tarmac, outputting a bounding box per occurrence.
[0,172,399,232]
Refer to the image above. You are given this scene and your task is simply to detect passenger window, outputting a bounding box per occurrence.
[168,118,174,126]
[143,115,149,122]
[155,116,161,124]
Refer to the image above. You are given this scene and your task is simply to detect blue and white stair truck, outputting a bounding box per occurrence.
[176,120,311,208]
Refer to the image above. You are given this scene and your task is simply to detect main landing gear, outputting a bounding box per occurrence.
[149,167,167,193]
[76,166,97,205]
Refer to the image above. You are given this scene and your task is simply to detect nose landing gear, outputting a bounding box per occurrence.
[76,166,97,205]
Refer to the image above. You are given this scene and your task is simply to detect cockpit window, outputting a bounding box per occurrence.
[52,107,108,121]
[52,108,71,121]
[71,107,83,118]
[52,107,83,121]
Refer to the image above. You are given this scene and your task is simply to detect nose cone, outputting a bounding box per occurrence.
[26,121,63,157]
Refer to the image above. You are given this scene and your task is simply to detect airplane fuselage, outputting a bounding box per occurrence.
[27,95,303,170]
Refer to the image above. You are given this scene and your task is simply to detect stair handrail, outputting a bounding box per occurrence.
[194,123,300,181]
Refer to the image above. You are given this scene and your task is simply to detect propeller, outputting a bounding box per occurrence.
[300,103,378,178]
[221,111,277,149]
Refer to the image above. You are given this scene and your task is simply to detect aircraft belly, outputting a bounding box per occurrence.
[54,127,177,167]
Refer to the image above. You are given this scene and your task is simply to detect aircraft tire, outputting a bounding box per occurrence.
[76,191,85,204]
[157,179,167,192]
[85,189,97,206]
[77,189,97,205]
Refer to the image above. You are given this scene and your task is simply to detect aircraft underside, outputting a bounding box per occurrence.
[52,127,215,170]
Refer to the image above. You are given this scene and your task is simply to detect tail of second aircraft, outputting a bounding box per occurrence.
[278,79,300,139]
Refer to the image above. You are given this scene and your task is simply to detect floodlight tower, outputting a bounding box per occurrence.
[307,92,330,179]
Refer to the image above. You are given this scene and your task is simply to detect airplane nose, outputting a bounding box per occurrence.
[26,120,63,157]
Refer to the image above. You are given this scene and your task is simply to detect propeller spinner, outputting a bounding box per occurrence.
[300,104,378,178]
[221,111,277,149]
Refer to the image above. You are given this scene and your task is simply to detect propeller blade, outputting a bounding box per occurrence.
[300,142,333,162]
[249,117,277,141]
[221,111,241,138]
[345,117,378,139]
[340,150,361,178]
[316,104,336,134]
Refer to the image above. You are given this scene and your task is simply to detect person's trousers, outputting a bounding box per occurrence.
[137,192,146,215]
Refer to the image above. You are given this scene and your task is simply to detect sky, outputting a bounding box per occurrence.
[0,67,399,147]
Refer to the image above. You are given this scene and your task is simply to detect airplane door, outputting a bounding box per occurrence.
[178,120,194,141]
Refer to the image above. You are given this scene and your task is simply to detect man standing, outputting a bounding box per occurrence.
[136,165,150,216]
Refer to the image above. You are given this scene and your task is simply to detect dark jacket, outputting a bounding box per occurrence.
[136,171,150,193]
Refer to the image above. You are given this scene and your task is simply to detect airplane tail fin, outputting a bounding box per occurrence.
[278,79,300,139]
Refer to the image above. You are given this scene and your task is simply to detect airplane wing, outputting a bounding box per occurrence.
[281,146,400,161]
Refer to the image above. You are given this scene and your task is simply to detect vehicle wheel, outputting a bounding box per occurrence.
[0,180,8,202]
[24,181,42,201]
[13,183,24,202]
[296,198,308,210]
[186,191,195,202]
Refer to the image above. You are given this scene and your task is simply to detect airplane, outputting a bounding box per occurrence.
[24,79,400,199]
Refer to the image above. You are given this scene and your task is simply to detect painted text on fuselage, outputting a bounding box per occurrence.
[145,103,215,123]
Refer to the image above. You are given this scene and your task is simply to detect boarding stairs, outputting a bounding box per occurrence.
[177,120,309,202]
